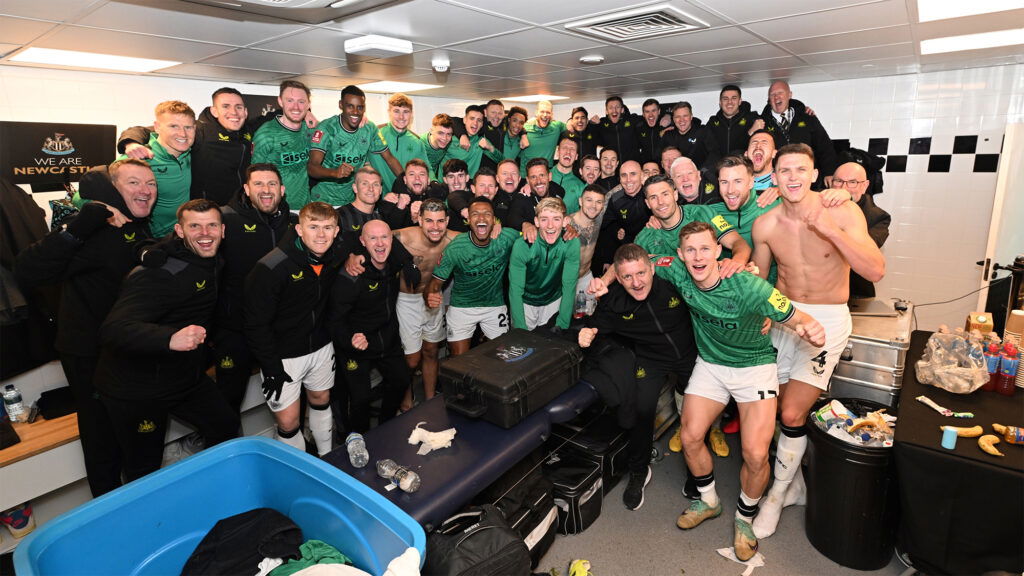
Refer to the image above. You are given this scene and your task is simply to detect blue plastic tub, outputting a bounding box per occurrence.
[14,437,425,576]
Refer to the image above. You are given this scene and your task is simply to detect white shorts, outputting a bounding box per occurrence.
[446,305,509,341]
[524,299,561,331]
[396,292,446,354]
[771,301,852,391]
[265,343,335,412]
[686,356,779,404]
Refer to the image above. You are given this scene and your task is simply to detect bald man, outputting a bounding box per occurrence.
[594,160,649,274]
[760,81,836,188]
[520,100,566,175]
[330,219,409,433]
[830,161,891,298]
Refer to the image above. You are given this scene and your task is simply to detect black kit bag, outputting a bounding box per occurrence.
[548,407,629,496]
[440,329,583,428]
[423,504,532,576]
[542,451,603,535]
[474,449,558,568]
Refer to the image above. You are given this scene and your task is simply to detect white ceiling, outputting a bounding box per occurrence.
[1,0,1022,101]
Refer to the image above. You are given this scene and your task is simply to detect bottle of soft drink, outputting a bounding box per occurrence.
[2,385,26,423]
[345,432,369,468]
[995,342,1019,397]
[982,342,1001,392]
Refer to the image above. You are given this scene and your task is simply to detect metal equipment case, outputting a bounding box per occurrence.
[829,301,914,409]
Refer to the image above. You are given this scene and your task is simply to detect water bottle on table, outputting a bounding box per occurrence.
[345,432,369,468]
[376,458,421,493]
[2,385,26,423]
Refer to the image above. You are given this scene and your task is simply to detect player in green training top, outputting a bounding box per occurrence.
[520,100,566,175]
[426,197,519,356]
[648,221,824,563]
[442,105,488,178]
[369,92,429,194]
[550,136,585,214]
[307,85,403,207]
[252,80,314,210]
[508,197,580,331]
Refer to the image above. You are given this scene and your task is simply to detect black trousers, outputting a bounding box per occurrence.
[100,376,240,482]
[213,329,255,413]
[332,348,409,435]
[628,357,695,471]
[59,353,122,497]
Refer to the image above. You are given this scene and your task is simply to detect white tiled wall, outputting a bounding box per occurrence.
[2,64,1022,331]
[558,64,1024,332]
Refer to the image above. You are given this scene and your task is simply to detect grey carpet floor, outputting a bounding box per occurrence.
[537,431,908,576]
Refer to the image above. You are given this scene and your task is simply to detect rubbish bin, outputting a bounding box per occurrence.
[15,437,425,576]
[805,398,898,570]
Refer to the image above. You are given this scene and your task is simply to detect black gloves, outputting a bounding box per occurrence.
[65,202,112,240]
[261,372,292,403]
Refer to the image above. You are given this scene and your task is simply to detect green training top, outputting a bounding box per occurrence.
[483,130,524,166]
[634,204,735,257]
[419,133,448,181]
[550,168,584,214]
[442,133,484,178]
[369,123,428,193]
[309,117,387,206]
[519,120,566,175]
[433,228,519,308]
[252,116,313,209]
[508,235,581,329]
[653,257,794,367]
[707,190,780,284]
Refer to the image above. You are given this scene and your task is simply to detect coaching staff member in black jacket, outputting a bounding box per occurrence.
[579,244,697,512]
[214,163,292,411]
[16,159,156,496]
[95,199,238,482]
[244,201,340,456]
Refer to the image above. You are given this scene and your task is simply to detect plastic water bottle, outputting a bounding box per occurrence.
[345,432,369,468]
[376,458,400,479]
[375,459,420,493]
[2,385,26,423]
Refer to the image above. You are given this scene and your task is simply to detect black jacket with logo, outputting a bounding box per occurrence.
[596,114,641,163]
[506,182,566,231]
[329,259,403,358]
[635,120,664,165]
[244,231,339,377]
[587,275,696,365]
[96,238,219,401]
[15,168,153,356]
[707,101,761,156]
[759,98,838,180]
[658,118,720,173]
[218,193,293,332]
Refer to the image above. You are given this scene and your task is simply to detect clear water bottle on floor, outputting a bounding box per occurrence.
[345,432,369,468]
[2,385,26,423]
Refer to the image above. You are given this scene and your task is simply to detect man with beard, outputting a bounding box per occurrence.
[579,155,601,187]
[750,144,884,539]
[745,130,778,193]
[520,100,566,175]
[507,158,566,231]
[637,98,668,164]
[420,114,454,180]
[596,147,621,192]
[426,198,519,355]
[659,102,720,173]
[672,157,720,206]
[482,105,529,170]
[562,106,599,158]
[550,137,585,213]
[214,163,293,412]
[16,159,157,496]
[707,85,764,157]
[369,93,429,195]
[308,85,403,207]
[386,158,446,225]
[568,185,607,293]
[96,199,239,481]
[393,199,457,410]
[447,168,503,233]
[245,202,341,455]
[830,161,891,299]
[253,81,315,210]
[330,220,408,433]
[509,198,580,331]
[596,96,641,163]
[760,81,837,188]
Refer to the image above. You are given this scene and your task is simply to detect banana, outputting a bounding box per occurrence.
[978,435,1004,457]
[992,423,1007,435]
[940,425,983,438]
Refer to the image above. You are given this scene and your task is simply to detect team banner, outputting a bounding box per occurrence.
[1,121,116,191]
[242,94,279,120]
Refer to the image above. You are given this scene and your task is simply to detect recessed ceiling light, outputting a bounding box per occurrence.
[917,0,1024,22]
[344,35,413,58]
[579,54,605,64]
[10,47,179,72]
[921,28,1024,55]
[358,81,441,93]
[503,94,570,102]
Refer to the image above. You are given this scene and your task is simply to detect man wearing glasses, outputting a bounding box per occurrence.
[830,162,891,298]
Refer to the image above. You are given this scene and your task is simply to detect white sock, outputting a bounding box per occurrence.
[783,469,807,506]
[308,402,334,456]
[277,427,306,451]
[753,432,807,538]
[736,490,761,521]
[698,480,719,508]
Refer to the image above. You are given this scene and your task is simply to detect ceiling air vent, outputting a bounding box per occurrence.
[565,4,709,42]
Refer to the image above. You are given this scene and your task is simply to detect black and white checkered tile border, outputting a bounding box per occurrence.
[832,134,1002,173]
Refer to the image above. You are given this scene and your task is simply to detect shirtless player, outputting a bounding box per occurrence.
[749,143,885,538]
[393,198,456,410]
[569,184,607,293]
